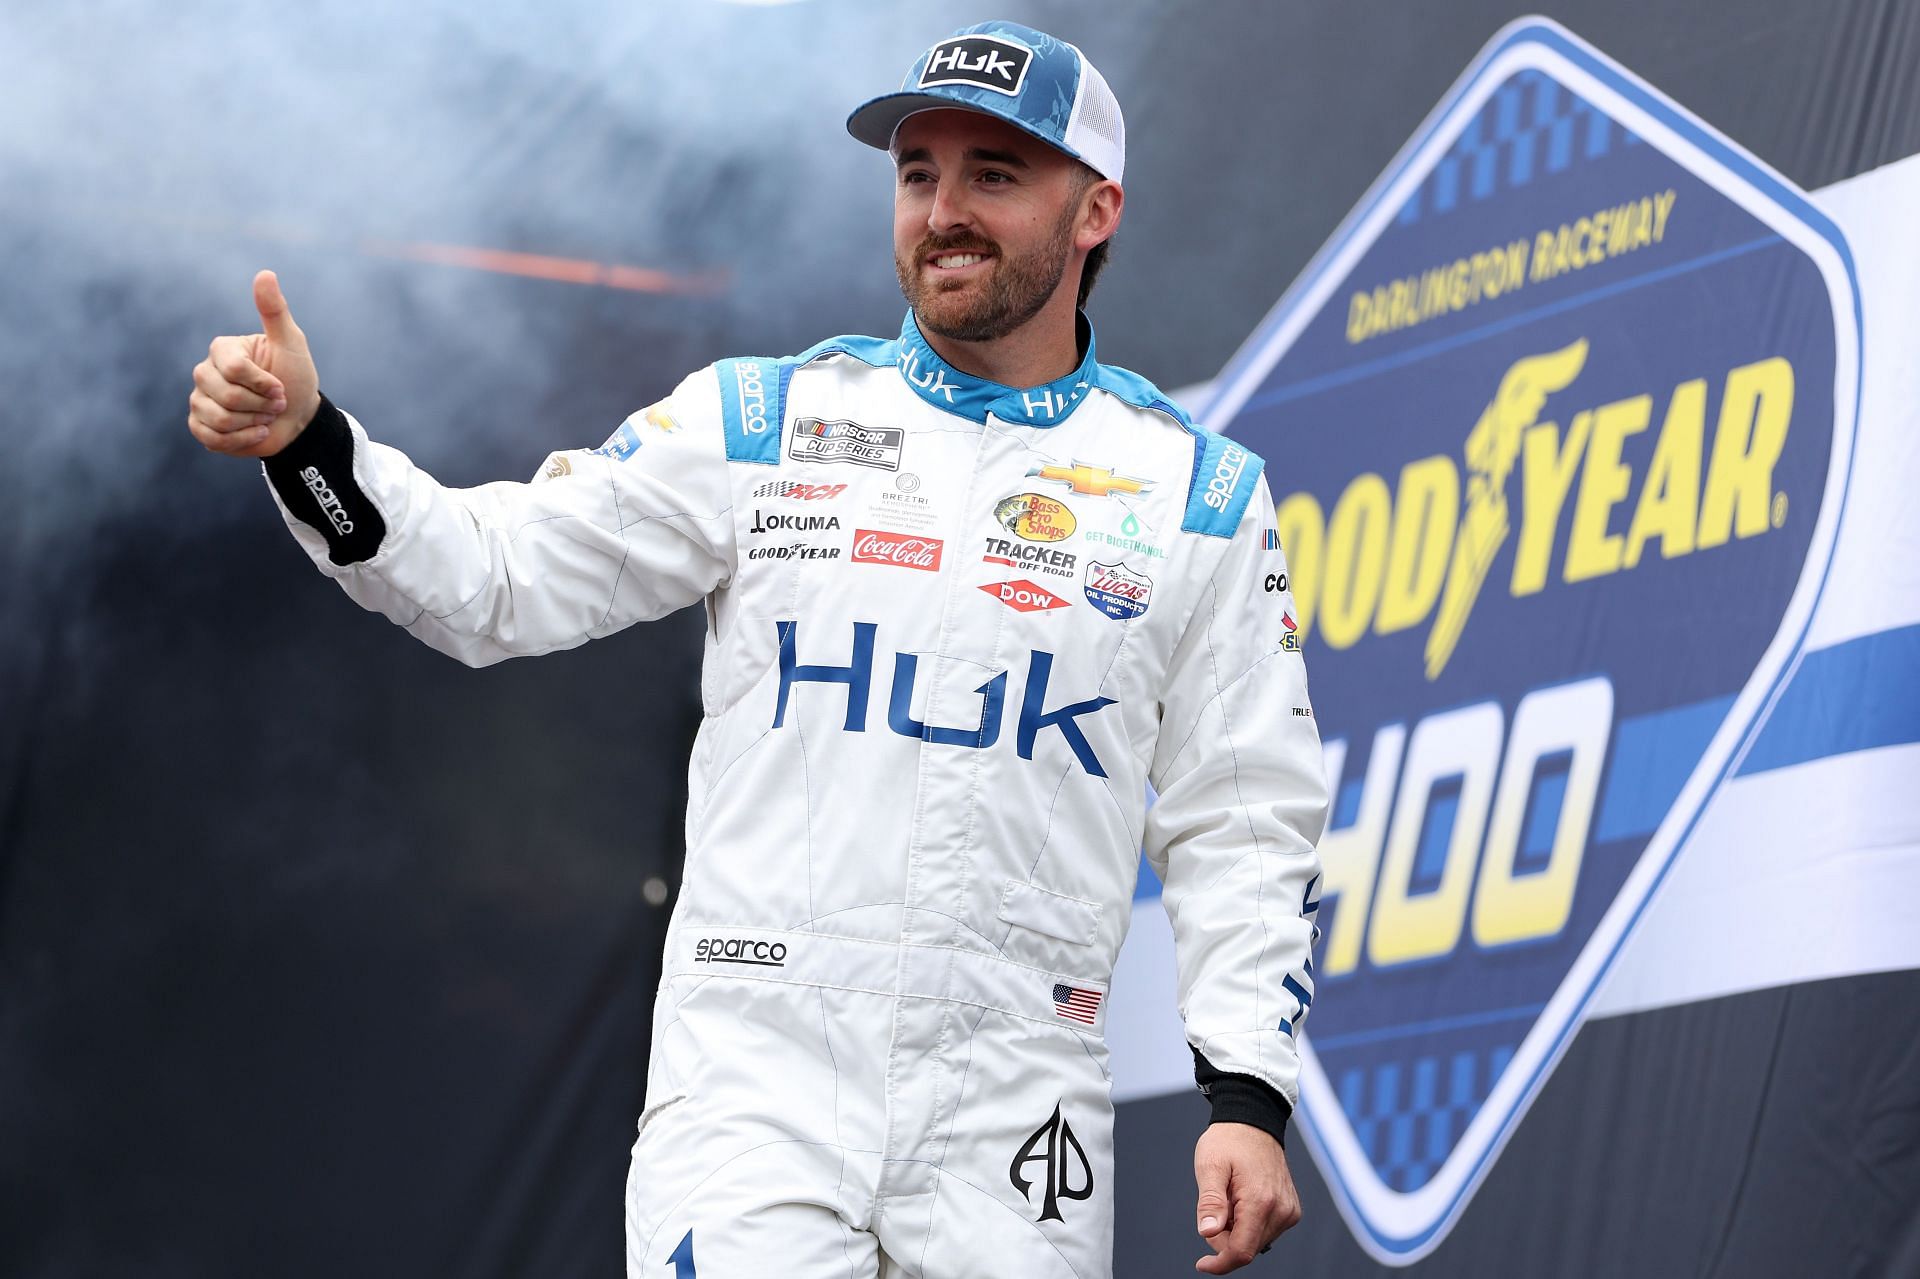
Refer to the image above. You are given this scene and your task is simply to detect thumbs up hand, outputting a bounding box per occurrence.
[188,270,322,459]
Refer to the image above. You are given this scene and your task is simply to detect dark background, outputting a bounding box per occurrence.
[3,2,1916,1275]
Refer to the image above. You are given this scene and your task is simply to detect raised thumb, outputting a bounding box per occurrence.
[253,270,304,347]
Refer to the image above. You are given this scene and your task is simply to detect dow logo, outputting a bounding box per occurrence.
[1205,17,1859,1262]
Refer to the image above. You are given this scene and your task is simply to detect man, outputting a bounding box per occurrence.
[187,21,1325,1277]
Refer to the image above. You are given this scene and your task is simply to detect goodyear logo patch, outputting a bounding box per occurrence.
[1203,19,1858,1263]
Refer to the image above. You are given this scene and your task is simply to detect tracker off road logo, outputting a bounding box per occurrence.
[1203,18,1858,1262]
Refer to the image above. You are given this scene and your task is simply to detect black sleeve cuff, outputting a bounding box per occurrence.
[1193,1046,1292,1149]
[262,395,387,565]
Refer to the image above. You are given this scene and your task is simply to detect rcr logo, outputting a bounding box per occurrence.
[693,937,788,967]
[735,362,769,435]
[1203,444,1249,512]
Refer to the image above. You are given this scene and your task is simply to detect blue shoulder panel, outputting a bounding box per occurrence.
[1091,363,1263,538]
[715,357,785,465]
[1091,363,1196,429]
[1183,427,1266,538]
[796,333,898,370]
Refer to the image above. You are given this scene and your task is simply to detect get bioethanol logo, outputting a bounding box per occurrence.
[1205,18,1858,1262]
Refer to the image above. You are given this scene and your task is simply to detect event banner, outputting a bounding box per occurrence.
[1194,18,1859,1262]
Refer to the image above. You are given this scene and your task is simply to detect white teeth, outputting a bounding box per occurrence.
[933,253,985,269]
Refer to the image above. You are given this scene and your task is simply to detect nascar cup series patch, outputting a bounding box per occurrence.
[1204,17,1859,1263]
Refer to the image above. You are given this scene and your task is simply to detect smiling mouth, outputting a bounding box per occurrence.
[927,251,993,271]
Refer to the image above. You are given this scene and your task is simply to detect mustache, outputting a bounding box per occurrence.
[912,232,999,259]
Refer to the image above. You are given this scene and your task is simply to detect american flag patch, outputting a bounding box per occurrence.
[1053,983,1103,1025]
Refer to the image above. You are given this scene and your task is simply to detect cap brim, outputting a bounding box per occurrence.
[845,91,1091,171]
[846,92,1001,151]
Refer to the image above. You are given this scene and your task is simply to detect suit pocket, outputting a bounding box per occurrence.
[997,880,1103,946]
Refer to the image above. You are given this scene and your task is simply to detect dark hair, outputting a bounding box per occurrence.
[1077,239,1111,309]
[1070,162,1114,309]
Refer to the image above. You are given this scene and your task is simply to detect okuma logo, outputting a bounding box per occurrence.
[1203,18,1858,1263]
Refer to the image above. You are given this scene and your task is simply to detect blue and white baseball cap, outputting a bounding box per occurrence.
[846,21,1126,185]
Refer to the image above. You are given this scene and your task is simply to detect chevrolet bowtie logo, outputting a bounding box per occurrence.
[1027,463,1154,498]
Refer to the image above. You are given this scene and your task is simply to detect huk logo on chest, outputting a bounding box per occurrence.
[1010,1103,1094,1222]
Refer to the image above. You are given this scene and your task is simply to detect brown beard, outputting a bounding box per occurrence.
[896,199,1078,345]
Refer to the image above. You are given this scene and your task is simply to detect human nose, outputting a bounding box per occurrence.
[926,172,973,234]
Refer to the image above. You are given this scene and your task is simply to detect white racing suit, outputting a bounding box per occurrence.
[263,311,1327,1278]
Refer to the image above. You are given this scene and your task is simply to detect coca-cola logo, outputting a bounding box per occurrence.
[851,528,943,571]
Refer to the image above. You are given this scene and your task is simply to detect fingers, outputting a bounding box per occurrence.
[1194,1155,1238,1273]
[206,334,285,400]
[1195,1158,1231,1240]
[194,357,283,417]
[1220,1186,1272,1270]
[187,414,272,455]
[252,269,305,348]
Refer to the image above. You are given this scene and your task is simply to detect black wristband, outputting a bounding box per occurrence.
[262,395,387,565]
[1193,1046,1291,1149]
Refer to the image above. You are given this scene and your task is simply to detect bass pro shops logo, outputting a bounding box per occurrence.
[1009,1103,1093,1222]
[1202,19,1858,1263]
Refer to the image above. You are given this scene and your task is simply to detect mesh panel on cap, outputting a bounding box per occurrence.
[1073,61,1125,149]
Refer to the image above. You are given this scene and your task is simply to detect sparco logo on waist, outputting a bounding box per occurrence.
[693,936,788,967]
[300,466,354,535]
[918,35,1032,97]
[734,362,770,435]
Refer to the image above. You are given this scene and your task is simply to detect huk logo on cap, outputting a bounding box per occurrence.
[919,35,1033,97]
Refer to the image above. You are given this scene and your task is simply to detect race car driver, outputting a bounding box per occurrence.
[185,21,1326,1278]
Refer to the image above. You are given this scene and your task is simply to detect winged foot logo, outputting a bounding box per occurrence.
[1201,18,1857,1263]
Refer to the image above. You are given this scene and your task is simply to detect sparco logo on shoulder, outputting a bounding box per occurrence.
[693,936,788,968]
[734,361,769,435]
[1009,1103,1093,1222]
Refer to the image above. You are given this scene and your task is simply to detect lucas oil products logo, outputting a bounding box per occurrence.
[994,493,1077,542]
[1082,562,1152,621]
[789,418,905,470]
[1200,19,1858,1263]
